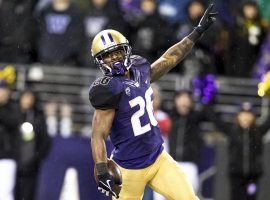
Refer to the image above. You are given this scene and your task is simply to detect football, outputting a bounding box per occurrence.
[94,159,122,185]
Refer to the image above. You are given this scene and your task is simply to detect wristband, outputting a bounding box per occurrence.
[187,28,202,43]
[96,162,108,175]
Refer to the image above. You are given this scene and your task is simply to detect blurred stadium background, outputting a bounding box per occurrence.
[1,0,270,200]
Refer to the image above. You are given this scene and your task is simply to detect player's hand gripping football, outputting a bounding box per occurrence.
[97,171,119,198]
[94,160,122,198]
[196,4,218,34]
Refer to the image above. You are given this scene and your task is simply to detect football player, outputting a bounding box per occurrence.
[89,4,217,200]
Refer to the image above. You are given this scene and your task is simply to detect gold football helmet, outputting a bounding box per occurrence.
[91,29,132,76]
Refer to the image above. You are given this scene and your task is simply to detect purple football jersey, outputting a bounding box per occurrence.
[89,55,164,169]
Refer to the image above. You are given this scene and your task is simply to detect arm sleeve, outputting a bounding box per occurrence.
[89,84,123,110]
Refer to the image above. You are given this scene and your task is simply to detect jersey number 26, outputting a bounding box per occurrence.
[129,87,158,136]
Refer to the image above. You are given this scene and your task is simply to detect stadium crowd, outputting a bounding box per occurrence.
[1,0,270,200]
[0,0,270,78]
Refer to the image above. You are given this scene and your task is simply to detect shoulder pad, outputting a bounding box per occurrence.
[89,76,124,110]
[130,55,150,66]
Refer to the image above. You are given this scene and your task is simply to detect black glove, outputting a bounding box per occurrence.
[188,4,218,42]
[96,163,120,198]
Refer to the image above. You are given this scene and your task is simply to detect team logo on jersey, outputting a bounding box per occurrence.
[125,87,131,96]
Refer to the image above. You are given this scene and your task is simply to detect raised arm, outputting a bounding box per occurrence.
[150,4,218,83]
[150,38,194,83]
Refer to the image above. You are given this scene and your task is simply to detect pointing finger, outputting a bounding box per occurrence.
[205,4,214,15]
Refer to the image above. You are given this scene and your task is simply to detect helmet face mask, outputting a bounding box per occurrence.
[94,44,132,76]
[91,30,132,76]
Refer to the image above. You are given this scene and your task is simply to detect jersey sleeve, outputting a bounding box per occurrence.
[89,77,124,110]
